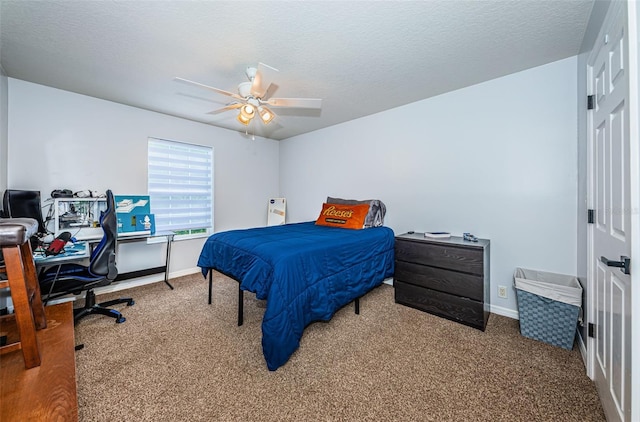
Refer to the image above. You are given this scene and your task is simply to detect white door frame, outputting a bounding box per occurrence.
[627,1,640,418]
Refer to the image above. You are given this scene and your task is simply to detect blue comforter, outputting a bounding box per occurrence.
[197,221,395,370]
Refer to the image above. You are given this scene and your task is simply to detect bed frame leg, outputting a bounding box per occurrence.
[208,270,213,305]
[355,297,360,315]
[238,285,244,326]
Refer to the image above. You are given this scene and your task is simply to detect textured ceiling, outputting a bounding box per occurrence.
[0,1,594,141]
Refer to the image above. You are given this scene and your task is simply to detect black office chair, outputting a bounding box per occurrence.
[39,190,134,324]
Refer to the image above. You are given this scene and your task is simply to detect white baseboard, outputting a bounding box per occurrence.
[43,267,202,306]
[489,303,519,320]
[94,266,201,295]
[577,330,588,367]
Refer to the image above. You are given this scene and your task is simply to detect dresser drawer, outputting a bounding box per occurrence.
[394,280,486,330]
[395,261,483,301]
[395,240,484,275]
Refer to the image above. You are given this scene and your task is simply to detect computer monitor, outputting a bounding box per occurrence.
[2,189,47,234]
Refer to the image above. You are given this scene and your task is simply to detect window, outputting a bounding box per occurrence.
[147,138,213,237]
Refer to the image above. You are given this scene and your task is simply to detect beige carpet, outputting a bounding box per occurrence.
[74,273,605,421]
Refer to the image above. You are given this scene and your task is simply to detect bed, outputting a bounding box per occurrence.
[197,220,395,370]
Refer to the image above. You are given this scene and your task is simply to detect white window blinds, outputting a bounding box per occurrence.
[148,138,213,234]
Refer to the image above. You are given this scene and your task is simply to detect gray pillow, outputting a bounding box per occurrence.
[326,197,386,228]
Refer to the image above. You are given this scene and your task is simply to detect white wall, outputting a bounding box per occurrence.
[280,57,578,317]
[6,59,579,316]
[7,79,280,278]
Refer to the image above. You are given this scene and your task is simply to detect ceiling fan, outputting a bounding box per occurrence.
[175,63,322,126]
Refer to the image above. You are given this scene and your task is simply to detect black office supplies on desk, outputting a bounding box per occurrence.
[51,189,73,198]
[2,190,48,249]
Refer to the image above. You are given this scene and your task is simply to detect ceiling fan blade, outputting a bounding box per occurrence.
[251,62,279,99]
[262,82,279,101]
[174,77,245,101]
[206,103,244,115]
[265,97,322,109]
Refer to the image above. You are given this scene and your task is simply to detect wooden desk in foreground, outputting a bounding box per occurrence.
[0,302,78,421]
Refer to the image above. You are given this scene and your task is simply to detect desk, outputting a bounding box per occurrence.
[35,231,175,290]
[114,231,175,289]
[33,242,90,264]
[34,242,91,303]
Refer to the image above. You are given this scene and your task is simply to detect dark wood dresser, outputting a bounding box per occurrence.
[394,233,490,331]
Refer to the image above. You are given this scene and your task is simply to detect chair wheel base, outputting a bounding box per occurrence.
[72,291,133,325]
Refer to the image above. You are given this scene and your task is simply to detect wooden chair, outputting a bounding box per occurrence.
[0,218,47,368]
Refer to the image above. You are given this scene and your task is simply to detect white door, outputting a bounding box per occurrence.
[588,2,632,421]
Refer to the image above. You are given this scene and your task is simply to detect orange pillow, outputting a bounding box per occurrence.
[315,203,370,230]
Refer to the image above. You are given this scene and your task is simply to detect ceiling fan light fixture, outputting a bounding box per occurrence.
[240,104,255,118]
[176,62,322,131]
[237,112,252,125]
[258,106,275,124]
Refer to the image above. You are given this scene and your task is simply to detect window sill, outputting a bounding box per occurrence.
[172,232,210,242]
[142,232,209,244]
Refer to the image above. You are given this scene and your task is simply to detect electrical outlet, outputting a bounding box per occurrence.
[498,285,508,299]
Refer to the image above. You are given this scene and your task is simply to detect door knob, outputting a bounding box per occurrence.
[600,255,631,275]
